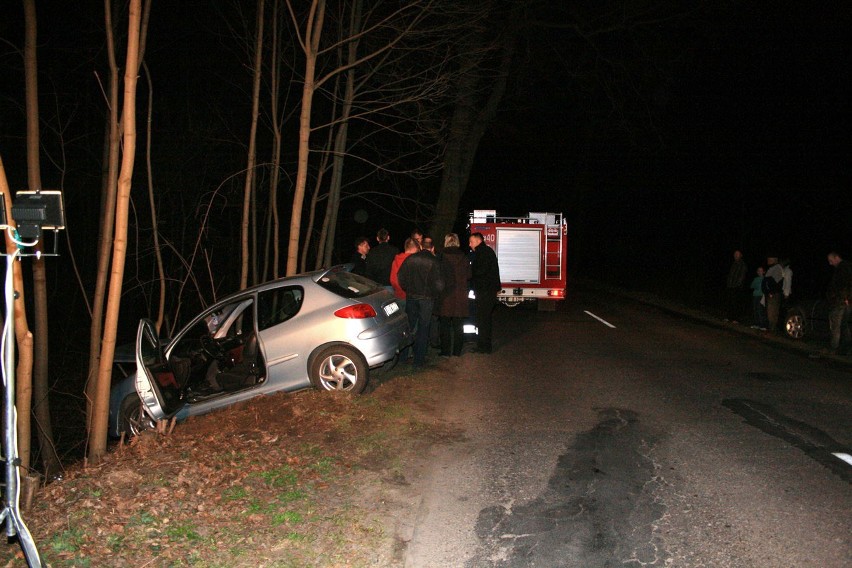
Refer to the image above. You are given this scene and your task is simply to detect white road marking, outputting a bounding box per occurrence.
[584,310,616,329]
[832,452,852,467]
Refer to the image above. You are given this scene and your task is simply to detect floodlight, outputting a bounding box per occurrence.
[11,190,66,241]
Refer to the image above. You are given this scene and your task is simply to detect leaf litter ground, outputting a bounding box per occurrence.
[2,366,462,567]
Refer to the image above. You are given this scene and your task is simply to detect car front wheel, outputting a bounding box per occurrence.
[119,394,156,437]
[785,310,806,340]
[309,345,368,394]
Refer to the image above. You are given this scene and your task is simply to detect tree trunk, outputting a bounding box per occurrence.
[268,0,282,280]
[430,26,517,240]
[88,0,142,463]
[240,0,265,290]
[143,62,166,333]
[285,0,325,276]
[86,0,122,431]
[320,0,361,268]
[0,162,35,475]
[304,129,333,272]
[22,0,62,478]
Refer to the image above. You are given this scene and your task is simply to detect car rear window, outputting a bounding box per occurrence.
[318,271,383,299]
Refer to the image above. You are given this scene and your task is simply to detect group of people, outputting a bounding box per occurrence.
[350,228,501,367]
[726,250,792,332]
[726,248,852,354]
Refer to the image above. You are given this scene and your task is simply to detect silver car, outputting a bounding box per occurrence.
[110,266,410,436]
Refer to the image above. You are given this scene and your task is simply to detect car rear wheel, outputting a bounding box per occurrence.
[119,394,156,437]
[309,345,368,394]
[785,310,806,340]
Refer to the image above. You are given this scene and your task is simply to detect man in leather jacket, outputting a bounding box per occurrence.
[470,232,501,354]
[398,247,445,366]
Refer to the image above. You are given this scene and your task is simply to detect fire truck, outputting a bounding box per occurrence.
[468,210,568,310]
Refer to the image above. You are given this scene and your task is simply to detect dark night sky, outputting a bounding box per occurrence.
[1,0,850,313]
[464,1,851,302]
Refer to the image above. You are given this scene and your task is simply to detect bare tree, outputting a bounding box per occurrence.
[430,3,519,240]
[285,0,452,273]
[21,0,62,479]
[88,0,144,463]
[239,0,266,290]
[0,161,35,489]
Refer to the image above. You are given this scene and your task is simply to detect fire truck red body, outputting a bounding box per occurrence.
[468,211,568,309]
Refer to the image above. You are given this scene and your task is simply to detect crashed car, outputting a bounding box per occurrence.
[109,266,411,437]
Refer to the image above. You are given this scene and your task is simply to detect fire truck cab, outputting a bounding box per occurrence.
[468,211,568,310]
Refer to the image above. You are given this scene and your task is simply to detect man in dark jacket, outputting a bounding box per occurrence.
[469,232,501,354]
[366,228,398,287]
[349,236,370,276]
[725,249,747,322]
[398,247,445,366]
[827,251,852,354]
[436,233,471,357]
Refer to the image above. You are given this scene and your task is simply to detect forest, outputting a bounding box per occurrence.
[1,0,850,479]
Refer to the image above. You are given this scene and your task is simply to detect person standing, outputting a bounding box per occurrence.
[349,236,370,276]
[398,244,445,367]
[422,235,435,254]
[366,228,398,287]
[435,233,471,357]
[749,266,768,330]
[725,250,747,322]
[390,238,419,305]
[781,258,793,302]
[763,256,785,332]
[469,232,501,354]
[826,251,852,354]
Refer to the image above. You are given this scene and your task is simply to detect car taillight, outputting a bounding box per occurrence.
[334,304,377,319]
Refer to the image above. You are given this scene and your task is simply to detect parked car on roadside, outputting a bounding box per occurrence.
[109,266,411,437]
[784,299,830,340]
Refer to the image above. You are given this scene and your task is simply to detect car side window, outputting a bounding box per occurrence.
[257,286,304,331]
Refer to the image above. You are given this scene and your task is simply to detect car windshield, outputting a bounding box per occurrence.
[318,271,383,299]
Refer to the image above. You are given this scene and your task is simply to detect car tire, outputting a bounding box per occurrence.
[785,309,806,340]
[118,394,156,437]
[309,345,368,394]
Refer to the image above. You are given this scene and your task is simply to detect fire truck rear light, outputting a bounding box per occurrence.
[334,304,377,319]
[548,289,564,297]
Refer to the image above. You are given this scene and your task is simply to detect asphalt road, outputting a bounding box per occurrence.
[402,290,851,567]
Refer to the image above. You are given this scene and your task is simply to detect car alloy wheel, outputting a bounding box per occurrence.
[310,345,368,394]
[785,311,805,340]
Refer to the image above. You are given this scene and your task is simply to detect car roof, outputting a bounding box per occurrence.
[210,266,344,304]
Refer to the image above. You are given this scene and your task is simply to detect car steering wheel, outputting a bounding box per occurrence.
[199,335,225,360]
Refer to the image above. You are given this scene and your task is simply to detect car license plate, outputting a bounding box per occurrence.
[383,302,399,316]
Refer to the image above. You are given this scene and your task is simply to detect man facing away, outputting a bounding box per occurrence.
[469,232,501,354]
[725,249,747,322]
[366,228,398,287]
[826,251,852,354]
[763,256,784,332]
[390,238,419,306]
[397,244,445,367]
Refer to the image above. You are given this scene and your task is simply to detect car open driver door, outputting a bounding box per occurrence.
[135,319,184,421]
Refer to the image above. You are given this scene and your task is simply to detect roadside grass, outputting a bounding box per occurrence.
[3,377,448,567]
